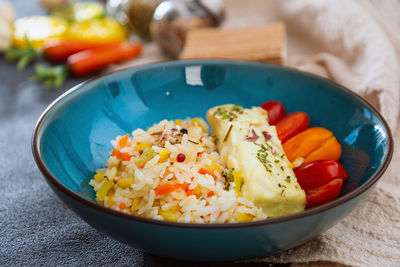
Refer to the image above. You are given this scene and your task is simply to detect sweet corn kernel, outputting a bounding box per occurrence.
[233,170,242,197]
[159,206,180,222]
[130,198,141,212]
[175,119,183,125]
[236,213,253,222]
[107,193,115,207]
[159,149,170,162]
[117,177,135,188]
[135,148,155,167]
[191,118,208,132]
[193,186,202,196]
[210,158,223,173]
[96,180,114,201]
[135,143,151,151]
[94,172,104,182]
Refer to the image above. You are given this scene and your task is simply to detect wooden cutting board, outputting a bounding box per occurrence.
[180,22,286,64]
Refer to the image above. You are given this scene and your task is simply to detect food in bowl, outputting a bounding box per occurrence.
[89,102,349,223]
[33,60,393,260]
[89,115,267,223]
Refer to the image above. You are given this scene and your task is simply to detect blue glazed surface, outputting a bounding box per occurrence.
[33,60,392,261]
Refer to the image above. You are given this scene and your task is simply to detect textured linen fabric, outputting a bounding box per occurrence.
[243,0,400,266]
[1,0,400,266]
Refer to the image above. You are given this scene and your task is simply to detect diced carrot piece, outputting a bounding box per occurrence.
[186,188,193,195]
[138,160,147,169]
[119,202,125,211]
[111,149,120,157]
[120,152,132,161]
[198,168,217,180]
[155,184,183,195]
[119,134,129,148]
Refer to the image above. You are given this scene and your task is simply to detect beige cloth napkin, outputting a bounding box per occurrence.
[114,0,400,265]
[228,0,400,266]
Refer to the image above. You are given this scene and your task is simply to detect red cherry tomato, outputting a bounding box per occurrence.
[306,178,343,208]
[276,112,310,143]
[261,101,286,125]
[295,160,348,190]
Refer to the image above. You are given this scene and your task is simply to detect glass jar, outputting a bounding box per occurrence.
[107,0,163,40]
[151,0,224,58]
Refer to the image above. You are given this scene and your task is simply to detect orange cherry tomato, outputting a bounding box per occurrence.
[304,136,341,164]
[283,127,333,162]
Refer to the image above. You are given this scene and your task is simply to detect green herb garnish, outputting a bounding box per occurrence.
[256,143,272,172]
[285,176,291,183]
[212,135,219,144]
[214,104,243,121]
[231,104,243,112]
[223,125,233,142]
[222,168,234,190]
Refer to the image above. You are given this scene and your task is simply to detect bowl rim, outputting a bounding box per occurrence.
[32,59,394,229]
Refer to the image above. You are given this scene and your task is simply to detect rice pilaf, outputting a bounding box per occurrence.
[89,118,266,223]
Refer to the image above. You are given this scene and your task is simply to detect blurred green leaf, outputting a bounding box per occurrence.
[4,38,40,71]
[30,64,69,89]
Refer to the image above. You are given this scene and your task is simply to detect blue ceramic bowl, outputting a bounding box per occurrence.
[32,60,393,261]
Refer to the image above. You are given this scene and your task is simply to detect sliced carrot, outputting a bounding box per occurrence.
[207,191,214,197]
[198,168,217,180]
[119,134,129,148]
[111,149,120,157]
[304,136,342,164]
[119,202,125,211]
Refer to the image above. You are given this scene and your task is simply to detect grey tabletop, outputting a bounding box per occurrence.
[0,1,287,266]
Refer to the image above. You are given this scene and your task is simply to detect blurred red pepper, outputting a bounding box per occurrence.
[276,112,310,143]
[261,101,286,125]
[295,160,348,190]
[306,178,343,208]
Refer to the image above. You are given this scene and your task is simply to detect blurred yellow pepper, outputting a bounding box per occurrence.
[12,16,127,50]
[12,16,68,49]
[66,18,127,43]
